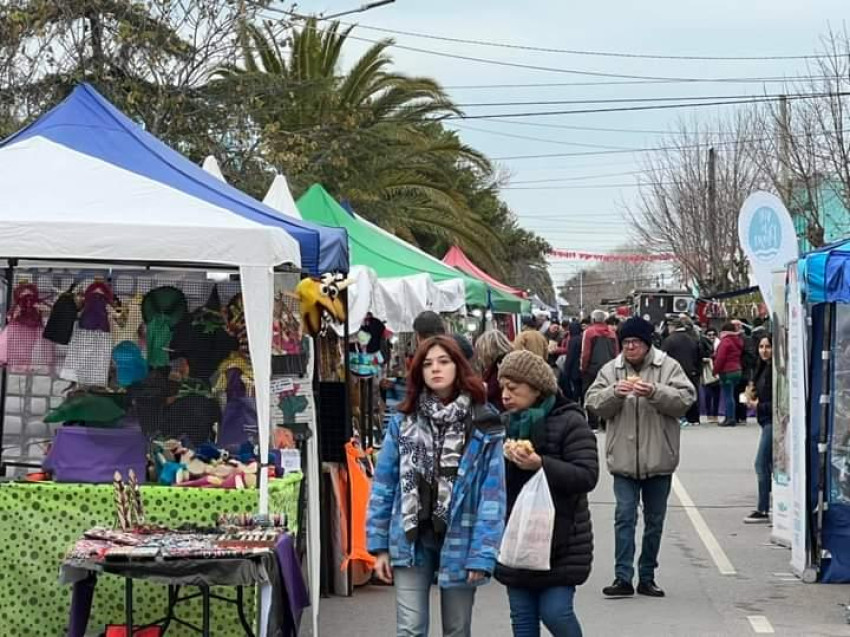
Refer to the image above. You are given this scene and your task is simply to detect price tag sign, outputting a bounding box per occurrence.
[280,449,302,474]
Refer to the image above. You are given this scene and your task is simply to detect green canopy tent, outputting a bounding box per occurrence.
[297,184,493,306]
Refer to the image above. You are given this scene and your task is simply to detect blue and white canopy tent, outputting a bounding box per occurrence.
[799,240,850,582]
[0,86,345,629]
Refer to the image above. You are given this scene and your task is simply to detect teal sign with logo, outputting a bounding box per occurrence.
[748,206,782,262]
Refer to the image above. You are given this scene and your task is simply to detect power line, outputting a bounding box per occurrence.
[445,91,850,122]
[257,7,832,84]
[452,123,632,150]
[453,91,822,108]
[260,3,819,61]
[442,77,838,89]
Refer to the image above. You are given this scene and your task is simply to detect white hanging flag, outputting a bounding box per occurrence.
[738,191,799,314]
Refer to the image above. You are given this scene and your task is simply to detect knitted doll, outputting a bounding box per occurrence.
[60,279,115,386]
[0,281,55,374]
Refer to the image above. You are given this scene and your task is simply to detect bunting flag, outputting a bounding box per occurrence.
[548,249,676,263]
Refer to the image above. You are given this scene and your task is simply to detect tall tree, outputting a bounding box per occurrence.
[216,17,510,273]
[628,117,756,295]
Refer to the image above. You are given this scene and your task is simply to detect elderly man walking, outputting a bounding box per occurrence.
[585,316,696,599]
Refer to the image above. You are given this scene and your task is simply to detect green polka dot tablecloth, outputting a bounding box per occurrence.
[0,474,302,637]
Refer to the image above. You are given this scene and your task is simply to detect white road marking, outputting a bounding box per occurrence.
[671,474,737,575]
[747,615,775,633]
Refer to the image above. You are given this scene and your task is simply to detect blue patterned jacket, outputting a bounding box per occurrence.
[366,405,506,588]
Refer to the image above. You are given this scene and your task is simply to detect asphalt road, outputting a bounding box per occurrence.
[318,423,850,636]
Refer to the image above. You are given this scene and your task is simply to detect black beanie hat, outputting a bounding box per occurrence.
[619,316,655,347]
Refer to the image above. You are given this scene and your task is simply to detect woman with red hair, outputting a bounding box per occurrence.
[368,335,506,637]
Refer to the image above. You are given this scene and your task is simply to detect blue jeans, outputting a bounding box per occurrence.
[613,474,672,583]
[720,374,740,423]
[756,424,773,513]
[507,586,582,637]
[394,530,476,636]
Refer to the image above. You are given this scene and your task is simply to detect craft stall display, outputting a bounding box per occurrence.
[0,474,302,637]
[0,271,311,482]
[0,270,316,636]
[60,471,307,637]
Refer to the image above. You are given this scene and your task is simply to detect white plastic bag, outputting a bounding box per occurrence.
[498,468,555,571]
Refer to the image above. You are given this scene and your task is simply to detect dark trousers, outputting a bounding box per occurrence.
[735,378,749,423]
[582,374,598,428]
[756,424,773,513]
[613,474,672,583]
[685,375,701,423]
[704,383,720,418]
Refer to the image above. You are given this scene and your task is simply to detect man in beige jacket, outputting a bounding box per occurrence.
[585,316,696,600]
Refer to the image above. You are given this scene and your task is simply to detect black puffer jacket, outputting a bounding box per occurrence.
[495,395,599,589]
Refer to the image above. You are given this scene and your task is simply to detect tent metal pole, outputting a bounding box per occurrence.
[813,302,833,577]
[0,259,16,475]
[343,290,354,597]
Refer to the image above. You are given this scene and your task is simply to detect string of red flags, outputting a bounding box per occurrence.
[548,250,676,263]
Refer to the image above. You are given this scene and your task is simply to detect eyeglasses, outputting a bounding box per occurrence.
[622,338,646,349]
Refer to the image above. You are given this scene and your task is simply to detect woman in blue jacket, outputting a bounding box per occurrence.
[367,335,506,637]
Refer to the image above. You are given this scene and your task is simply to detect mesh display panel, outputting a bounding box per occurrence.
[0,268,310,473]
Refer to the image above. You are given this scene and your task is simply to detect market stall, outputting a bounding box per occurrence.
[798,240,850,583]
[0,84,347,635]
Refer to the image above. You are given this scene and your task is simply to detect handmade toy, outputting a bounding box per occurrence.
[294,273,353,336]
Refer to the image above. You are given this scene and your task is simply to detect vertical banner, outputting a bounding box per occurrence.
[740,193,800,547]
[738,191,800,315]
[771,271,792,546]
[787,266,809,575]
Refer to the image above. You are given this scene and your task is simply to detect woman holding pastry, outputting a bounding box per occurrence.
[496,350,599,637]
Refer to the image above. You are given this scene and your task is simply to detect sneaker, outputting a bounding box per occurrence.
[603,579,634,597]
[743,511,770,524]
[637,581,666,597]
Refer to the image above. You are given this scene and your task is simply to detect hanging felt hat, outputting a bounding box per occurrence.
[142,286,188,368]
[112,341,148,388]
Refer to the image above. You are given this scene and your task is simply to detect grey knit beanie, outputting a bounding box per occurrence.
[498,350,558,397]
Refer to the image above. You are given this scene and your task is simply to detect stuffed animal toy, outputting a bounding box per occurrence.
[294,273,353,336]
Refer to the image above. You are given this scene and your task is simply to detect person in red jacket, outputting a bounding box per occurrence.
[713,322,744,427]
[581,310,620,429]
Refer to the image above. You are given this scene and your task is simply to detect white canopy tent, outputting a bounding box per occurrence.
[263,174,304,221]
[1,87,331,635]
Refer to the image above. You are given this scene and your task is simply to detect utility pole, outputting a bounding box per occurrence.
[779,95,792,204]
[579,270,584,319]
[707,146,717,294]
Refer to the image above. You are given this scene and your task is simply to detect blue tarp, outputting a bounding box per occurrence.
[800,239,850,305]
[1,84,348,275]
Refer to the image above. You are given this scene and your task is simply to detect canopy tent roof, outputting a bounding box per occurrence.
[263,174,303,221]
[800,238,850,304]
[297,184,489,307]
[442,246,529,314]
[3,84,347,274]
[443,245,526,297]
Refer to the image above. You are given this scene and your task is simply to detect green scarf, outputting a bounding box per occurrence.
[507,395,556,440]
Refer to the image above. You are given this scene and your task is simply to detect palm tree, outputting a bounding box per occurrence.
[214,17,508,275]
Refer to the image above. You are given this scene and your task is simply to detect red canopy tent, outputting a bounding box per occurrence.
[442,246,528,298]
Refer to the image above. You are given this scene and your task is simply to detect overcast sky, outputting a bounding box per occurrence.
[291,1,847,288]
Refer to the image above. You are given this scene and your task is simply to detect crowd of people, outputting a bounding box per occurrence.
[366,308,774,636]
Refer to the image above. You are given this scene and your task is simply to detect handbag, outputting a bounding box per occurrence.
[701,360,718,386]
[43,424,147,483]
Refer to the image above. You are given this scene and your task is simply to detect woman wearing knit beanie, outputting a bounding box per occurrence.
[495,350,599,636]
